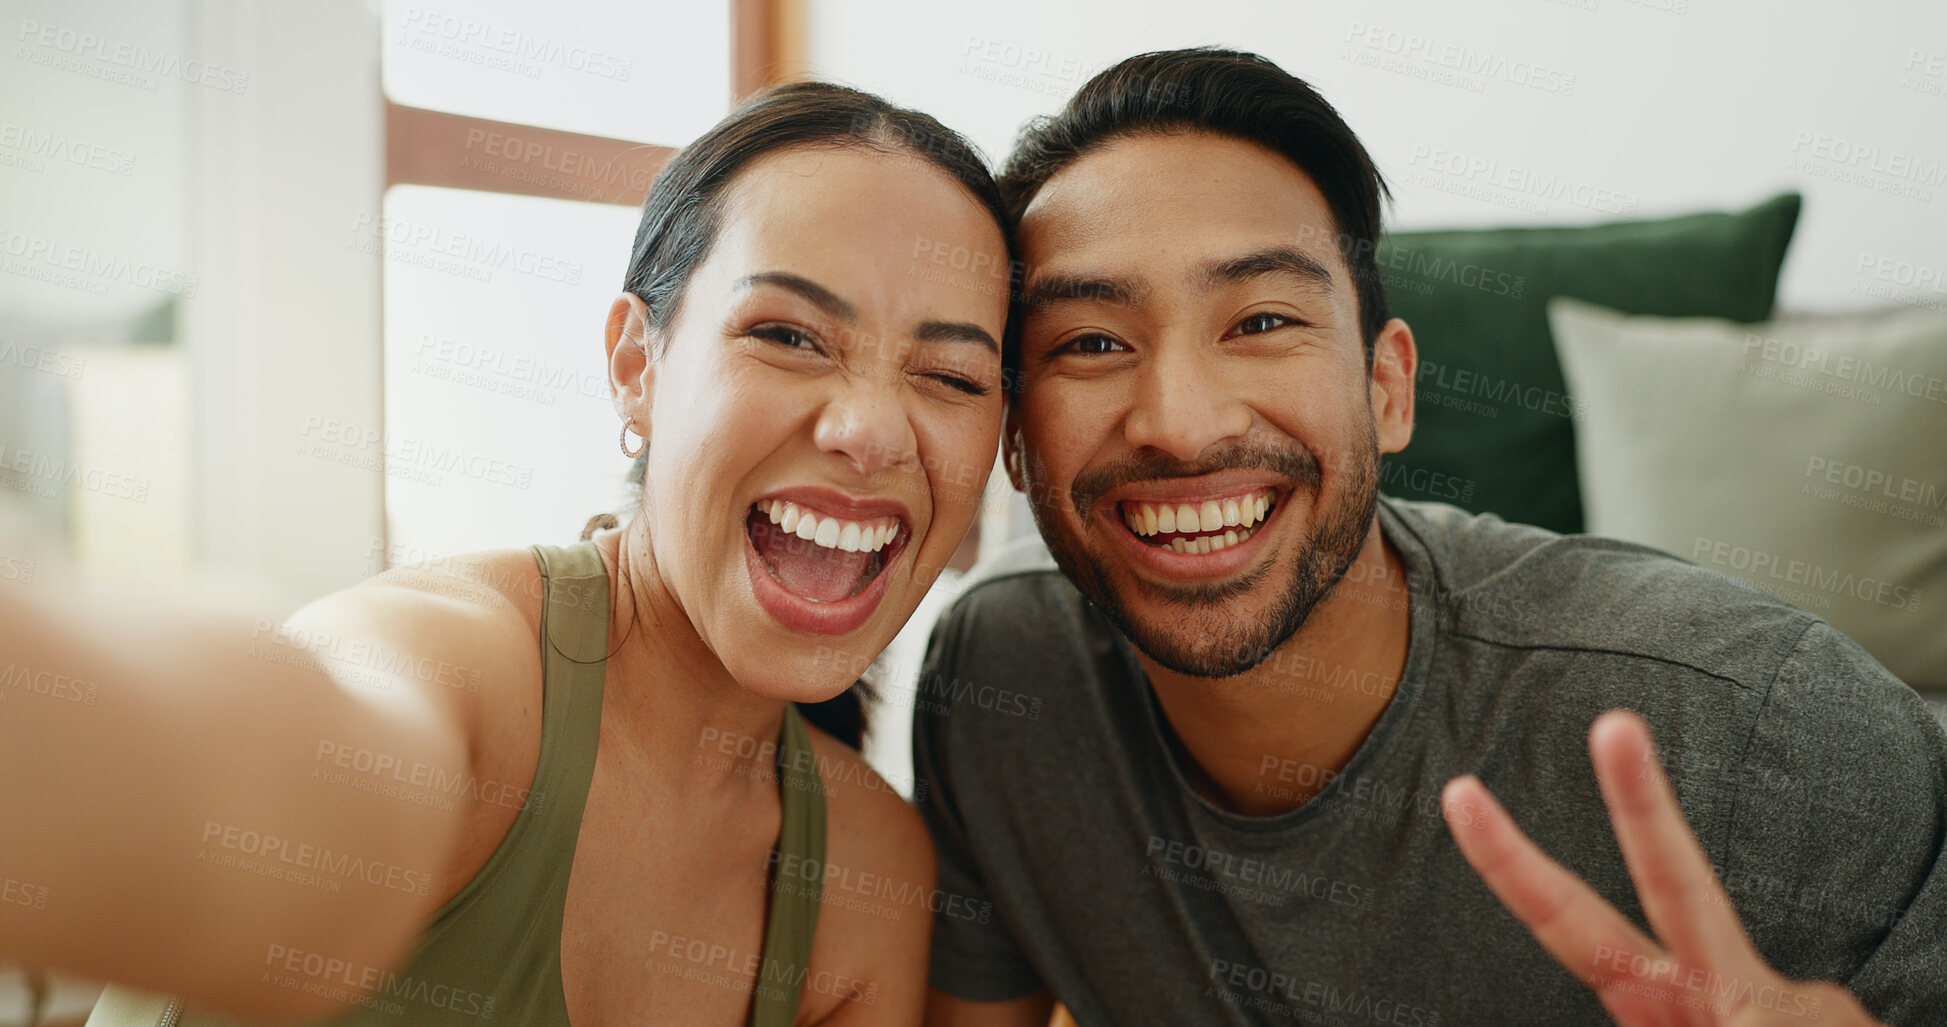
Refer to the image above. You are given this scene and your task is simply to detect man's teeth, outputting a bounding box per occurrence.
[1119,487,1277,553]
[757,499,900,554]
[1164,528,1252,554]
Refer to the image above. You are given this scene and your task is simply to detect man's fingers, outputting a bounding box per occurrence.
[1446,753,1869,1026]
[1441,775,1688,1001]
[1588,710,1765,981]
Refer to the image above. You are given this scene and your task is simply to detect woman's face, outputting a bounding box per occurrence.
[615,144,1009,702]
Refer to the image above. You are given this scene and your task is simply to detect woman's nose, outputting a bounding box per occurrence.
[813,380,920,478]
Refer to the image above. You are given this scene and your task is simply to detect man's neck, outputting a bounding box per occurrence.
[1139,516,1413,817]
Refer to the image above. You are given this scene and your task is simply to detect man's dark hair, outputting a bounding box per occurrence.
[1000,47,1392,362]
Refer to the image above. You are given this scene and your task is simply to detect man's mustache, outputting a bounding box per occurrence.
[1067,441,1323,517]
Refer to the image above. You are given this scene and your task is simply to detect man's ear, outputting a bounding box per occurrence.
[1001,400,1028,492]
[607,292,656,423]
[1369,317,1417,456]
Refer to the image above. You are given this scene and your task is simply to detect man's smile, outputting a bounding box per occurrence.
[1116,486,1279,554]
[1089,476,1294,581]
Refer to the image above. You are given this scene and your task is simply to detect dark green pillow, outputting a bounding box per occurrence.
[1374,193,1801,534]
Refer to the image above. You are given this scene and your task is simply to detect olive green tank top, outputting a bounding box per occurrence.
[86,541,827,1027]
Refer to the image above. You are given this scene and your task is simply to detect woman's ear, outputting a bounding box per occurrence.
[606,292,655,423]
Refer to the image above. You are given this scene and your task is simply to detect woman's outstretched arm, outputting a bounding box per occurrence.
[0,565,526,1021]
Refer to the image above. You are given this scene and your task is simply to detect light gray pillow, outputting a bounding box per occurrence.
[1548,297,1947,689]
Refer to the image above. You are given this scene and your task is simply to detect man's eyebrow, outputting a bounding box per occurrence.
[735,271,858,322]
[1021,272,1144,311]
[1200,246,1336,294]
[914,320,999,353]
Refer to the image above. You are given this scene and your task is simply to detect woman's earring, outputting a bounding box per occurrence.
[620,419,646,458]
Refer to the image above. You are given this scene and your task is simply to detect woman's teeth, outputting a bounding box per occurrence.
[1119,487,1276,554]
[757,499,900,554]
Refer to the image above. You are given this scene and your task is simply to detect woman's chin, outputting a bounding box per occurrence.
[727,659,878,705]
[696,575,911,703]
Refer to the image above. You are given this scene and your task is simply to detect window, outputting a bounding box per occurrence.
[377,0,789,556]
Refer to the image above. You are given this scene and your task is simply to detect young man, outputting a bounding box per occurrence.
[914,48,1946,1026]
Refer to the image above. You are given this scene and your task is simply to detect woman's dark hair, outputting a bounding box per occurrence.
[593,80,1013,749]
[999,47,1392,362]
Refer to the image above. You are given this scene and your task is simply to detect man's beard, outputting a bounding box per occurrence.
[1024,417,1380,678]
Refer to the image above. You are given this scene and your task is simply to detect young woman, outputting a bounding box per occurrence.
[0,82,1014,1026]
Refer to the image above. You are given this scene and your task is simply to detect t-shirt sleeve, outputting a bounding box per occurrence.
[1723,619,1947,1023]
[910,592,1048,1003]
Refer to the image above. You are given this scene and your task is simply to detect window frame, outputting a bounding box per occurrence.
[383,0,793,208]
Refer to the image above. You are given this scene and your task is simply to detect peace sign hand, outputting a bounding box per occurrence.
[1441,710,1881,1026]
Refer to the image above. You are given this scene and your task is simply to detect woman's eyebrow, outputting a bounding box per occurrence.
[735,271,858,321]
[914,320,999,353]
[736,271,994,352]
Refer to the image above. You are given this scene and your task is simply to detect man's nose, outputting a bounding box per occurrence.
[1122,342,1253,462]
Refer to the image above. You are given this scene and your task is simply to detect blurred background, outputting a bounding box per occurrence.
[3,0,1944,1021]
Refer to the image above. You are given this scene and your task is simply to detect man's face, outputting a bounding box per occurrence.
[1008,131,1414,677]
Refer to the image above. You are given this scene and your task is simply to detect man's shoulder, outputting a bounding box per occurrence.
[1384,497,1832,689]
[1384,495,1779,612]
[916,534,1117,737]
[938,533,1091,644]
[1388,498,1940,821]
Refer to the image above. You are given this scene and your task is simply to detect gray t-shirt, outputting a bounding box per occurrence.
[913,498,1947,1026]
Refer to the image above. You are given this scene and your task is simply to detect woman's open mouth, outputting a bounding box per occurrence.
[742,493,909,635]
[748,499,899,601]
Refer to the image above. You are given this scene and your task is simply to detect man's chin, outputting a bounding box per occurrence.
[1057,545,1307,678]
[1035,513,1373,680]
[1107,599,1301,678]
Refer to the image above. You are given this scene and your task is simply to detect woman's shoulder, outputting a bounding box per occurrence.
[309,546,553,722]
[795,725,937,1018]
[802,726,934,875]
[304,545,562,913]
[800,725,935,921]
[283,545,550,716]
[360,544,553,629]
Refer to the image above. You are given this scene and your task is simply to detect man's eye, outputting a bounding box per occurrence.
[1235,312,1294,336]
[1062,333,1128,356]
[750,324,817,351]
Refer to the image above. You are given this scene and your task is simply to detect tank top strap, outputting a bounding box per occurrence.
[525,539,611,862]
[750,703,827,1027]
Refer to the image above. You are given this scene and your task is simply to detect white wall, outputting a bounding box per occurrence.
[184,0,387,601]
[804,0,1947,313]
[2,0,381,601]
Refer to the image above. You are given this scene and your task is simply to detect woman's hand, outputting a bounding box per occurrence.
[1441,710,1880,1026]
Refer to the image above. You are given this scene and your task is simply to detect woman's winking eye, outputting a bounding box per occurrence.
[919,369,991,396]
[749,318,992,397]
